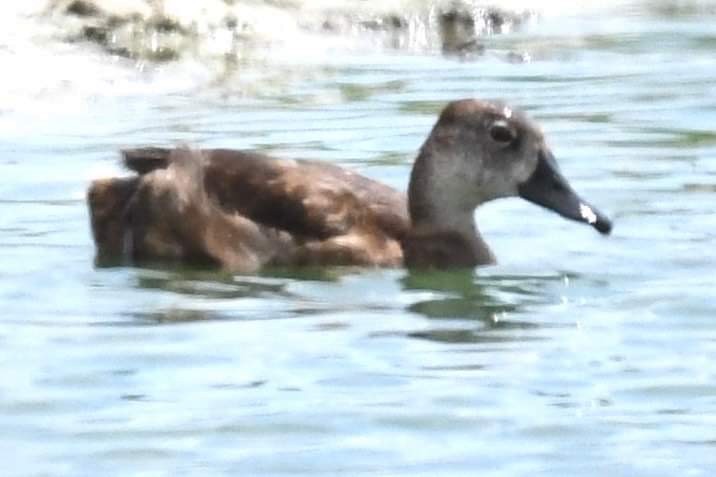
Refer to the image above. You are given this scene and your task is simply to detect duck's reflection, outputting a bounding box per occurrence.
[124,264,370,324]
[118,260,565,337]
[121,265,292,324]
[400,268,545,345]
[129,307,217,324]
[134,266,289,300]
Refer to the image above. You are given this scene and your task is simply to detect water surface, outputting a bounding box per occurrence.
[1,1,715,476]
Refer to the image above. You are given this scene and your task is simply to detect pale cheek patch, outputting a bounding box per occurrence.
[513,158,535,184]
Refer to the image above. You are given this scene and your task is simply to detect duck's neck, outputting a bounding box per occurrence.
[404,151,495,268]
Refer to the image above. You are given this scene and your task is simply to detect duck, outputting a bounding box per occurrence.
[87,98,612,272]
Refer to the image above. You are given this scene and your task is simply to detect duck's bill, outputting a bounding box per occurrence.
[517,149,612,235]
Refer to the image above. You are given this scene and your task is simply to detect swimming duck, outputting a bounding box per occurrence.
[87,99,612,271]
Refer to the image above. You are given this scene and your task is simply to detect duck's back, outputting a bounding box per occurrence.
[88,147,409,271]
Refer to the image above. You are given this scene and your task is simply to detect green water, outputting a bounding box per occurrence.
[1,2,715,476]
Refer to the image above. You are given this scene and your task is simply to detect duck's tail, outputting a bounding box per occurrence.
[88,147,209,263]
[121,147,172,174]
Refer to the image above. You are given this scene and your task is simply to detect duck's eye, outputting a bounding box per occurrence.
[489,121,516,144]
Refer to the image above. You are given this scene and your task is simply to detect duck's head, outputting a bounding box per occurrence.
[409,99,612,235]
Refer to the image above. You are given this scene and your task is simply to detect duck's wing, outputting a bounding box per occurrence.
[90,148,410,269]
[121,147,410,242]
[91,149,296,271]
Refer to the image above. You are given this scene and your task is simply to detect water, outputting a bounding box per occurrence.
[1,1,716,475]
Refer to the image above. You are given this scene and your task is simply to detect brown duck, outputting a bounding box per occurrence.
[87,99,612,272]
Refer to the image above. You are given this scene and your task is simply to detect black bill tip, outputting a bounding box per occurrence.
[577,201,612,235]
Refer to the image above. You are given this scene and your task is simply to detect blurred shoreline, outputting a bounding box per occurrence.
[1,0,715,113]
